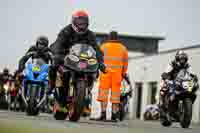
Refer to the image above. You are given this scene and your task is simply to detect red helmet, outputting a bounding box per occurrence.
[71,10,89,34]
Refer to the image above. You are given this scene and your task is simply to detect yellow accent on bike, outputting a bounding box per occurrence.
[188,81,193,92]
[79,57,88,60]
[32,66,41,72]
[80,53,88,58]
[88,59,97,65]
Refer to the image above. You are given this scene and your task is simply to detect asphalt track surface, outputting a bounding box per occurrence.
[0,110,199,133]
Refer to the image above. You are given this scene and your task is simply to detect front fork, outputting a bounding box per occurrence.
[21,80,47,108]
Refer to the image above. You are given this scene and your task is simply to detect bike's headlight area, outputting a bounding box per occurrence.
[68,55,79,62]
[88,59,97,65]
[3,85,9,91]
[182,81,193,91]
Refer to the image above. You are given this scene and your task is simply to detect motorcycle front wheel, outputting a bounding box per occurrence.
[68,80,85,122]
[26,85,39,116]
[179,98,192,128]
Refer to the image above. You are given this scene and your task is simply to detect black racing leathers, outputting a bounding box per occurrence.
[50,24,103,65]
[18,45,53,71]
[160,60,199,108]
[49,24,103,86]
[48,24,104,105]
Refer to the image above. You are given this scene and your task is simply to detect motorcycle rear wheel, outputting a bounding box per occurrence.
[144,112,152,120]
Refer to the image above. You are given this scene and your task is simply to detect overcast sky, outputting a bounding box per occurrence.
[0,0,200,70]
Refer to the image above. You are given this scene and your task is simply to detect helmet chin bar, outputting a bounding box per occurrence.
[72,23,88,34]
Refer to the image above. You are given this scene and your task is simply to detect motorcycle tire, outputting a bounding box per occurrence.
[144,112,152,120]
[152,113,160,120]
[180,98,192,128]
[68,80,85,122]
[26,85,39,116]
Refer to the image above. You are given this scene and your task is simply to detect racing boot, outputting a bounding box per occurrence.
[111,112,120,122]
[95,111,106,121]
[82,106,91,117]
[48,79,55,93]
[99,63,107,73]
[82,98,91,117]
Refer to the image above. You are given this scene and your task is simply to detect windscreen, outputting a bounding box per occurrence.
[69,43,96,58]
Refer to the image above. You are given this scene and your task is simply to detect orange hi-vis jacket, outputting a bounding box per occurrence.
[101,40,128,74]
[97,40,128,104]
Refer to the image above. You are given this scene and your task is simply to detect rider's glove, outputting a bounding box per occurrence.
[190,74,198,82]
[99,63,107,73]
[128,89,133,97]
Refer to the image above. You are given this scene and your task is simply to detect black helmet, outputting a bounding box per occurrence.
[71,10,89,34]
[36,36,49,49]
[3,68,9,75]
[175,50,188,66]
[108,31,118,40]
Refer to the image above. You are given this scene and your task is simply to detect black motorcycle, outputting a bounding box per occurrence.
[159,69,198,128]
[53,43,99,122]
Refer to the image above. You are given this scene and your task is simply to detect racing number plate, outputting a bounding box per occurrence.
[182,81,193,92]
[79,62,87,69]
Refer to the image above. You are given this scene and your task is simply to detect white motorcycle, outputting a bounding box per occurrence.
[144,104,160,120]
